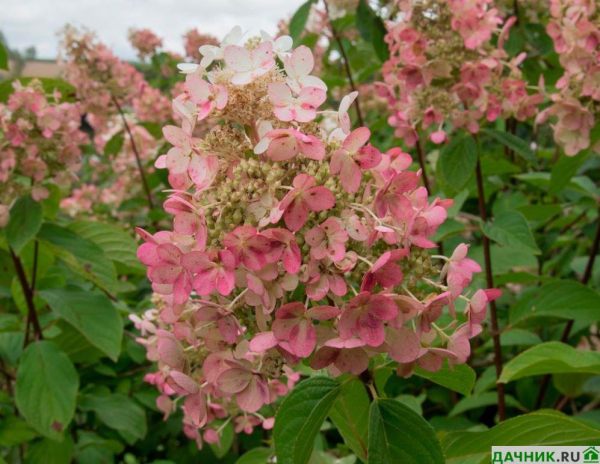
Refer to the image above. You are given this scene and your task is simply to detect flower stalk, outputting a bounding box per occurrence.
[10,248,43,344]
[111,95,155,210]
[474,136,506,422]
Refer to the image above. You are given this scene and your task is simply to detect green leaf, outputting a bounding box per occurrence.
[356,0,374,41]
[6,195,43,255]
[517,204,562,222]
[356,0,389,62]
[482,328,541,348]
[274,376,341,464]
[509,280,600,325]
[76,430,124,462]
[15,341,79,440]
[78,393,147,442]
[473,367,497,396]
[414,363,476,396]
[328,379,369,461]
[69,220,145,273]
[41,184,62,220]
[38,223,119,295]
[432,218,466,242]
[0,43,8,71]
[499,342,600,384]
[52,322,105,363]
[549,150,589,195]
[210,420,234,459]
[371,15,390,62]
[554,373,595,398]
[443,411,600,463]
[0,416,37,446]
[395,394,424,415]
[38,286,122,361]
[236,447,274,464]
[139,122,163,139]
[368,399,444,464]
[104,132,124,156]
[481,129,538,166]
[515,172,594,195]
[449,392,523,417]
[26,436,74,464]
[289,1,315,44]
[481,210,540,255]
[439,134,478,192]
[0,332,24,365]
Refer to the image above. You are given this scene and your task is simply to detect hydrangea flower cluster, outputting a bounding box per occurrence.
[60,26,171,216]
[132,27,499,446]
[60,26,171,132]
[182,29,219,63]
[0,80,88,226]
[380,0,543,145]
[128,28,164,61]
[537,0,599,156]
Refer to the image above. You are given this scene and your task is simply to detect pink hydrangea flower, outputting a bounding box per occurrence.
[146,244,199,304]
[185,250,236,296]
[223,226,272,271]
[254,128,325,161]
[271,302,340,357]
[268,83,326,123]
[224,42,275,85]
[441,244,482,287]
[361,249,408,292]
[169,371,207,426]
[338,91,358,134]
[338,292,398,347]
[330,127,382,194]
[279,174,335,231]
[263,228,302,274]
[185,74,228,120]
[374,171,420,219]
[216,360,270,412]
[305,218,349,263]
[283,45,327,93]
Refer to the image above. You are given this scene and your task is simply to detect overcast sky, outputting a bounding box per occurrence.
[2,0,305,60]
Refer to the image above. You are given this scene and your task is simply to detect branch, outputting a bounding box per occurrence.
[474,135,506,422]
[111,95,155,209]
[23,240,39,347]
[415,134,431,192]
[10,248,43,343]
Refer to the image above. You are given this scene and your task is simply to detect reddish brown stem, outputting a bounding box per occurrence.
[415,136,431,192]
[323,0,364,127]
[10,248,43,343]
[23,240,39,348]
[474,142,506,422]
[111,95,155,209]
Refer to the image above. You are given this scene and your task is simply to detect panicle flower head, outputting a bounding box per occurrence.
[59,25,170,132]
[380,0,542,145]
[182,29,220,63]
[128,28,164,61]
[537,0,600,156]
[132,26,498,445]
[0,79,88,226]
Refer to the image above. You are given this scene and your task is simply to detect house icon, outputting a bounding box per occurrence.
[584,446,600,464]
